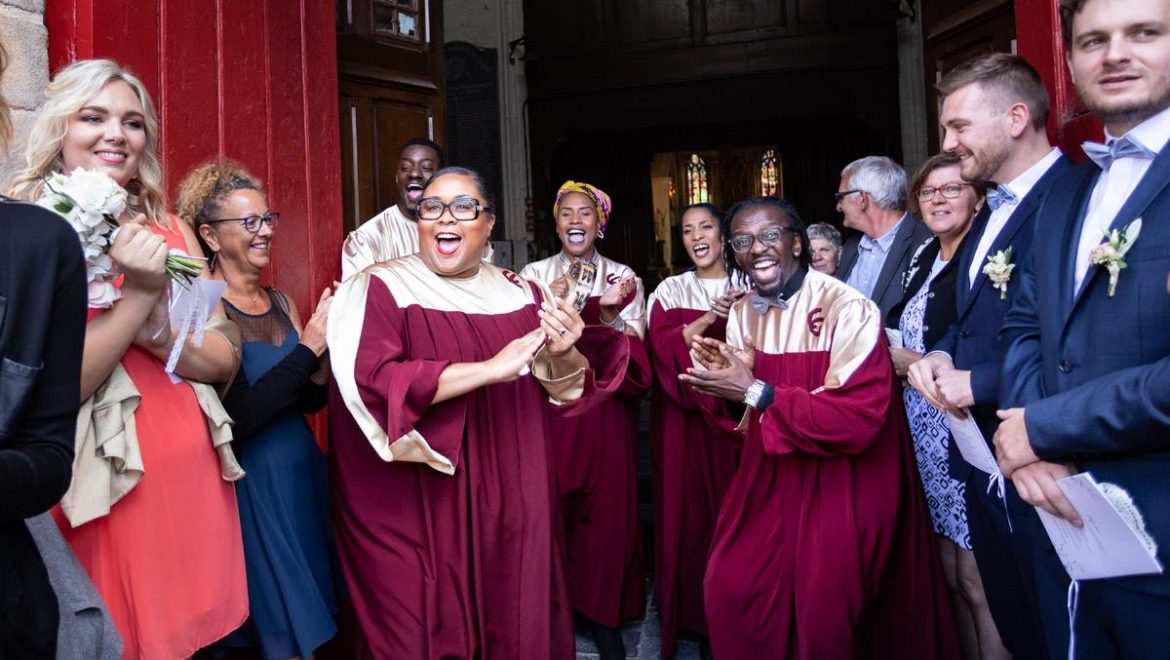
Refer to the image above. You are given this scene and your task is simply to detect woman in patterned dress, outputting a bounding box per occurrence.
[890,153,1007,660]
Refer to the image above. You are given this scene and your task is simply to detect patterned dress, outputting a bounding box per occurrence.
[899,255,970,549]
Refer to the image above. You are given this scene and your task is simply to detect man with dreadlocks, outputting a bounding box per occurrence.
[681,197,958,659]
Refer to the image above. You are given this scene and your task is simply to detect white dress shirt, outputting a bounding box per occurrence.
[1074,106,1170,293]
[967,148,1063,286]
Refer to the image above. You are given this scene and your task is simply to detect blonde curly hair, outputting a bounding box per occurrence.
[6,59,168,224]
[176,158,264,269]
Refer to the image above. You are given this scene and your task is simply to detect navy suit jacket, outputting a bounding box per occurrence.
[935,156,1075,481]
[837,215,933,321]
[1000,150,1170,596]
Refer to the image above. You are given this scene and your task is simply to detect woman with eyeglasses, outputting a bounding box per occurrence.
[890,153,1004,660]
[646,203,743,659]
[519,180,651,660]
[8,59,247,658]
[328,167,629,658]
[178,160,340,660]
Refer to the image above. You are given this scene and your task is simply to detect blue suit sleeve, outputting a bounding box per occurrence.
[1025,356,1170,457]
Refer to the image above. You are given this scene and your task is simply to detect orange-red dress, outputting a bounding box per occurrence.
[52,220,248,659]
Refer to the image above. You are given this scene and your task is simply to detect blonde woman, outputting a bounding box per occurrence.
[8,59,247,658]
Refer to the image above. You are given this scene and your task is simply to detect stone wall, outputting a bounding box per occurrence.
[0,0,48,186]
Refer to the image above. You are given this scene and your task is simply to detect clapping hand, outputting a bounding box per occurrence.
[300,286,334,356]
[710,289,746,319]
[679,335,757,401]
[538,294,585,357]
[600,275,636,309]
[488,329,547,383]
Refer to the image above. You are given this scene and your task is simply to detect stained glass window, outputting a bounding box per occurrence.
[760,149,779,197]
[686,154,709,205]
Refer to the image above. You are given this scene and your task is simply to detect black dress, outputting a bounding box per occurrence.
[0,197,87,658]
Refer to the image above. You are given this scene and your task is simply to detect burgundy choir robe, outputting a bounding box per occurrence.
[328,255,629,659]
[704,269,959,660]
[646,271,741,657]
[520,253,651,628]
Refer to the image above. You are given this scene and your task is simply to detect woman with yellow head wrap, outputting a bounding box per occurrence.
[520,180,651,660]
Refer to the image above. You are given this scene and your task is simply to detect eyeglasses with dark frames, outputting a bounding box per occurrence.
[917,182,972,200]
[834,189,863,202]
[729,226,798,254]
[205,212,280,233]
[417,196,492,222]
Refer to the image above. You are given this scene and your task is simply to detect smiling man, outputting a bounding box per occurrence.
[340,138,445,280]
[679,197,957,659]
[994,0,1170,656]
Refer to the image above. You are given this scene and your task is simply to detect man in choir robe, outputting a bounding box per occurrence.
[680,197,959,659]
[328,167,629,658]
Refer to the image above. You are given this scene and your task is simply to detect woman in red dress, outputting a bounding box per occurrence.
[9,59,248,659]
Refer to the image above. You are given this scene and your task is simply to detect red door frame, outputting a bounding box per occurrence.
[1014,0,1101,155]
[46,0,343,311]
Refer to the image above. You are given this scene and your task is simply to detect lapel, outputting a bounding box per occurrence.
[953,204,991,314]
[1056,166,1103,325]
[871,216,915,305]
[1070,146,1170,311]
[958,157,1072,319]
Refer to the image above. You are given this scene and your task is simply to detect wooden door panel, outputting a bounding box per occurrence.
[372,99,430,212]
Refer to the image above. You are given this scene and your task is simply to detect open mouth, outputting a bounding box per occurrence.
[751,257,779,282]
[406,182,425,204]
[1099,73,1140,90]
[435,231,462,256]
[94,149,127,164]
[249,240,270,254]
[567,228,587,246]
[692,243,710,259]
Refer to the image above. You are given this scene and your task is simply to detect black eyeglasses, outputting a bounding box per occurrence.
[917,182,972,200]
[417,196,492,222]
[729,226,797,254]
[206,212,280,233]
[834,189,863,202]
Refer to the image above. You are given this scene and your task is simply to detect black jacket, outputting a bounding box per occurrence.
[0,197,87,658]
[886,236,960,351]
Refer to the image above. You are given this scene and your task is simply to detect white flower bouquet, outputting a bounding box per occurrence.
[38,168,204,308]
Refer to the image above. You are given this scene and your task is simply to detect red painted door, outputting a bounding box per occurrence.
[1015,0,1101,156]
[46,0,343,309]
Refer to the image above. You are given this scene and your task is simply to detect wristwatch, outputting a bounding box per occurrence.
[743,379,767,409]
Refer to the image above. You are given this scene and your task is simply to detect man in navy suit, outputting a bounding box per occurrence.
[994,0,1170,656]
[909,53,1074,660]
[835,156,932,319]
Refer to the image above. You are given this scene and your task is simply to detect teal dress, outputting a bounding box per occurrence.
[221,290,339,660]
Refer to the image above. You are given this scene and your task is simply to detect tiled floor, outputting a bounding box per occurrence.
[574,584,701,660]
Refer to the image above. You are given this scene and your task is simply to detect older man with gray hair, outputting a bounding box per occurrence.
[835,156,932,319]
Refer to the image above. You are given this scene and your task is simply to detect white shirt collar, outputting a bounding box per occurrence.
[1001,147,1063,201]
[1106,105,1170,154]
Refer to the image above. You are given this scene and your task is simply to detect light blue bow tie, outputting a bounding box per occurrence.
[986,186,1019,211]
[750,293,789,315]
[1082,136,1156,170]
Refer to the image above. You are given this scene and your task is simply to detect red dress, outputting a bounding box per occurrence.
[703,270,959,659]
[53,220,248,659]
[646,272,740,657]
[328,256,630,658]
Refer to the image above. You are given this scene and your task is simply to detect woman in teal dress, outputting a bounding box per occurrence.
[178,160,339,660]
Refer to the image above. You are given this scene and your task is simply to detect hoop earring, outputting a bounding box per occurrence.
[597,227,606,240]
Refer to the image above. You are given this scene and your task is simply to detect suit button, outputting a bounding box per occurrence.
[960,331,970,339]
[1059,359,1072,373]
